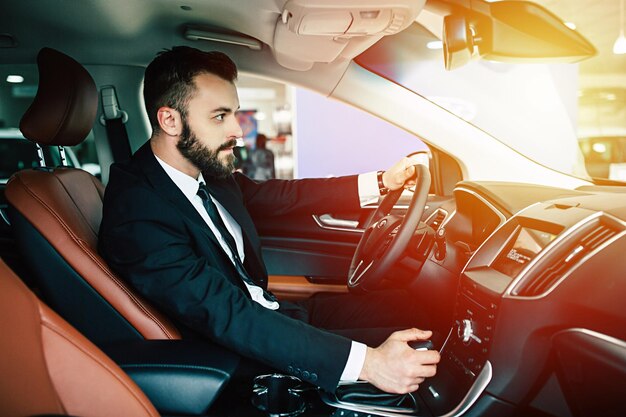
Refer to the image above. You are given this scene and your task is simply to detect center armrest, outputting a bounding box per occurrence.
[103,340,240,416]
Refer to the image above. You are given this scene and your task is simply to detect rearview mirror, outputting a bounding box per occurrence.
[442,0,596,70]
[443,14,474,70]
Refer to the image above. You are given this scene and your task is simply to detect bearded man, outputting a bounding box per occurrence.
[99,46,439,395]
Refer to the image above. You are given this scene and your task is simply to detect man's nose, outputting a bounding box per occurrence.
[229,116,243,139]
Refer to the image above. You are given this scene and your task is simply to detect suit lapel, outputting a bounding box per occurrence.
[133,142,221,248]
[133,142,266,289]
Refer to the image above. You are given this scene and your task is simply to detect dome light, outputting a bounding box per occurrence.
[6,75,24,83]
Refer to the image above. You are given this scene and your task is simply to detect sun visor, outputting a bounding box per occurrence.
[273,0,425,70]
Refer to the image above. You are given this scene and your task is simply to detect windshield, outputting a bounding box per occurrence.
[356,1,626,183]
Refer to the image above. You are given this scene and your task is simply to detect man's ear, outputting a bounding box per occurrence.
[156,106,182,136]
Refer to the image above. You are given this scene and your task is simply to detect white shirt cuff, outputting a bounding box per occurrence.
[357,171,380,207]
[339,341,367,382]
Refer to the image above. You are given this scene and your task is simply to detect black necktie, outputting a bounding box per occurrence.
[197,183,277,302]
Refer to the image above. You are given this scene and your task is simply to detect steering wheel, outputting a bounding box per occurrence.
[347,164,431,292]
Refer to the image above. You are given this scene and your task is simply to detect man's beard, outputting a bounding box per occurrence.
[177,120,236,179]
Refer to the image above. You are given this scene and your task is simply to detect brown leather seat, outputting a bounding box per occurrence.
[0,257,160,417]
[5,47,180,344]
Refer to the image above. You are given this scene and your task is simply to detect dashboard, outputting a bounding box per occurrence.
[420,182,626,417]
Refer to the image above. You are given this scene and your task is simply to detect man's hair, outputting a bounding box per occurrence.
[143,46,238,132]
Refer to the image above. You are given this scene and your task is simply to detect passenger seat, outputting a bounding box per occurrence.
[0,257,159,417]
[5,47,180,344]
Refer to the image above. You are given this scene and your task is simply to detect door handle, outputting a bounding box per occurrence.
[313,214,363,233]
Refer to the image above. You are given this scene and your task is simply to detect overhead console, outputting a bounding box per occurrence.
[273,0,425,70]
[419,193,626,416]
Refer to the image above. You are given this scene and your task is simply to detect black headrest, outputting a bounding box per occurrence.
[20,47,97,146]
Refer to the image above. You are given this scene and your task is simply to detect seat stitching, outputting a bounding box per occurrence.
[20,175,176,338]
[40,173,173,337]
[41,317,158,417]
[75,238,176,339]
[16,175,176,339]
[53,169,100,238]
[120,364,230,379]
[7,271,68,414]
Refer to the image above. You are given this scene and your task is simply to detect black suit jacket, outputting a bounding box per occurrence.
[99,141,362,391]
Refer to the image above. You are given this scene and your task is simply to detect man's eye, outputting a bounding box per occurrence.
[215,114,225,121]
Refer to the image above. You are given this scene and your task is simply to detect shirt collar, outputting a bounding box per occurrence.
[154,155,205,200]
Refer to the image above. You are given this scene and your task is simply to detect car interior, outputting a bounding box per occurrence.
[1,1,625,417]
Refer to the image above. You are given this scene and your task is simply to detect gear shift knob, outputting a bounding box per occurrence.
[408,340,434,351]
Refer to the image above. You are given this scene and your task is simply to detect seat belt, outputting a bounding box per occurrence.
[100,85,132,162]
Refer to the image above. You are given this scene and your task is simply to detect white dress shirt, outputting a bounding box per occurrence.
[155,156,380,383]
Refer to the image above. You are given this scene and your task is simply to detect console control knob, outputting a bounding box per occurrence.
[434,227,446,261]
[459,319,473,344]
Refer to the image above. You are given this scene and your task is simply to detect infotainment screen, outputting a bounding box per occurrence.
[492,227,556,277]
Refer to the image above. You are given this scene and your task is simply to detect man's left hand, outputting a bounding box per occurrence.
[382,156,426,191]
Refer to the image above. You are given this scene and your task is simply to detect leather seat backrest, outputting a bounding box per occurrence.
[5,47,180,344]
[0,258,160,417]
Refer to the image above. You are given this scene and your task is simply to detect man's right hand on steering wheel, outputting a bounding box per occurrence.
[381,156,422,192]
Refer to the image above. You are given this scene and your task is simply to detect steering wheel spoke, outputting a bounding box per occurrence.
[348,259,375,287]
[348,164,431,293]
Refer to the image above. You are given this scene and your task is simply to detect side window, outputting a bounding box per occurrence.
[236,75,428,181]
[0,134,41,183]
[293,88,428,178]
[0,64,101,182]
[67,132,101,178]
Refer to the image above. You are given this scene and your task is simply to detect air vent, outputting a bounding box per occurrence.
[427,209,447,230]
[415,227,436,258]
[516,221,620,297]
[579,223,618,250]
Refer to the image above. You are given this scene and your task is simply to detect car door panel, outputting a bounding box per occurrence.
[259,194,453,300]
[259,215,361,282]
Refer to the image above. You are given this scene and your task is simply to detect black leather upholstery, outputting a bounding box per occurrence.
[104,340,240,415]
[8,206,144,344]
[20,47,97,146]
[335,383,417,411]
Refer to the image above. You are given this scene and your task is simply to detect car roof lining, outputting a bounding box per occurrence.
[0,0,431,96]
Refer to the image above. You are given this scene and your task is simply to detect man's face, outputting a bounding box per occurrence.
[177,73,243,179]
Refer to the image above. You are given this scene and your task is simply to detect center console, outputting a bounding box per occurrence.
[420,196,624,416]
[419,273,497,416]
